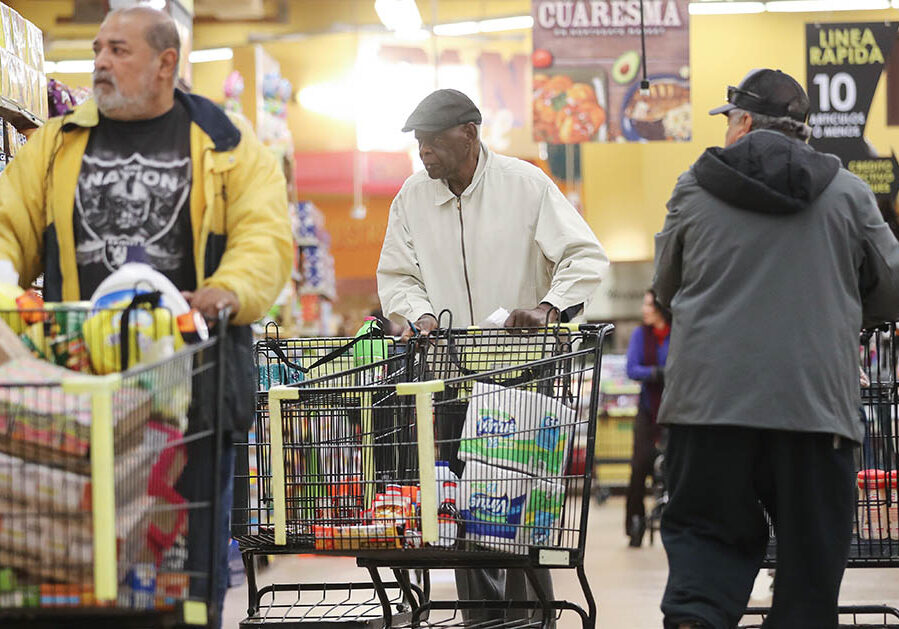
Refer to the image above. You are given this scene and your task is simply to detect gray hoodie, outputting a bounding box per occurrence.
[654,129,899,442]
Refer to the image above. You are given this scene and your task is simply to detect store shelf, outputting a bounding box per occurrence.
[0,96,43,130]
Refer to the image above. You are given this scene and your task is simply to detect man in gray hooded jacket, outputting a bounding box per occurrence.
[654,69,899,629]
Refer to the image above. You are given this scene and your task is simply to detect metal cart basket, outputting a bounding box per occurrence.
[234,322,613,629]
[0,301,228,629]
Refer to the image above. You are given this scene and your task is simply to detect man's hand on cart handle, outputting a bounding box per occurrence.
[504,302,559,328]
[401,313,439,341]
[182,287,240,321]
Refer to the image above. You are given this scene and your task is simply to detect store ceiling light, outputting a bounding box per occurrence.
[434,15,533,37]
[45,59,94,74]
[478,15,535,33]
[765,0,889,10]
[433,21,480,36]
[688,2,765,14]
[374,0,423,33]
[189,47,234,63]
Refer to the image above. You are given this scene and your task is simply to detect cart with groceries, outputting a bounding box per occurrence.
[0,272,230,628]
[742,323,899,628]
[233,311,613,629]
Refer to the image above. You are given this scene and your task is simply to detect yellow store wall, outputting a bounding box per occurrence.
[584,9,899,262]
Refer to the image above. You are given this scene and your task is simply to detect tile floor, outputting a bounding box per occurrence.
[223,497,899,628]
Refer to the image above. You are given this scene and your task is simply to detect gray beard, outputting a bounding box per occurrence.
[95,88,144,118]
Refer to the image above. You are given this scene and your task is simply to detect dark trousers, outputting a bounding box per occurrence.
[625,409,659,532]
[660,425,855,629]
[182,438,236,629]
[455,566,555,626]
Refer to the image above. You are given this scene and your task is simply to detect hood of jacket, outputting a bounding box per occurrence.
[692,129,841,214]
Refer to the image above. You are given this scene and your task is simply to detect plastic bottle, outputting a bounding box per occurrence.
[857,469,887,540]
[435,460,457,506]
[353,316,388,367]
[437,481,463,548]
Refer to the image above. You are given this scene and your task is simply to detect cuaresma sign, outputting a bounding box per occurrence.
[531,0,691,144]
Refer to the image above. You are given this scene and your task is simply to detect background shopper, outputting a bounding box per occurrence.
[624,289,670,548]
[654,68,899,629]
[377,88,608,624]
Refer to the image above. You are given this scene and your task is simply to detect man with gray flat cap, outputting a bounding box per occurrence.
[654,68,899,629]
[377,89,608,623]
[378,88,608,338]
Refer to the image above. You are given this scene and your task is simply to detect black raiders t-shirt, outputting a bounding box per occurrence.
[74,99,196,299]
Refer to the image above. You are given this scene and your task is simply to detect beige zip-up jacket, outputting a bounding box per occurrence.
[377,144,609,326]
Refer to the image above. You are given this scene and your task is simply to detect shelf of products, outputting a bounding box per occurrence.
[595,354,640,486]
[0,5,46,126]
[0,5,47,177]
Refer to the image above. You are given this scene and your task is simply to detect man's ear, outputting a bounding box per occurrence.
[738,112,753,137]
[463,122,479,142]
[158,48,179,81]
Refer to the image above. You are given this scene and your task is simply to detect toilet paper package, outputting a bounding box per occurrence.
[458,382,574,477]
[459,460,566,553]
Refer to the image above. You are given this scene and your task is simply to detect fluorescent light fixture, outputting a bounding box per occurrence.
[688,2,765,14]
[766,0,889,11]
[477,15,534,32]
[374,0,423,33]
[189,47,233,63]
[45,59,95,74]
[433,21,480,36]
[140,0,167,9]
[434,15,533,36]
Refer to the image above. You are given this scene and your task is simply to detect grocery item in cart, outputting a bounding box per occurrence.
[0,357,151,459]
[0,495,152,581]
[0,318,32,365]
[889,470,898,541]
[82,306,183,374]
[857,469,887,540]
[458,382,574,477]
[90,261,190,316]
[458,460,565,552]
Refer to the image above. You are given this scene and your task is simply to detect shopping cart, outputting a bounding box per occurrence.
[0,297,229,628]
[741,323,899,628]
[234,323,415,627]
[234,320,613,629]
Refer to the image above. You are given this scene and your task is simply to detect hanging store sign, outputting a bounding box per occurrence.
[531,0,691,144]
[805,22,899,202]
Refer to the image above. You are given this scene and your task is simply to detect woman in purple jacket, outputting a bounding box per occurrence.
[625,289,671,547]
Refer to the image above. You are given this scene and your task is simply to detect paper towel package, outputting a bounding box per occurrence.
[459,460,565,552]
[458,382,574,477]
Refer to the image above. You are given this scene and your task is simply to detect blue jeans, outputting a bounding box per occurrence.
[182,438,235,629]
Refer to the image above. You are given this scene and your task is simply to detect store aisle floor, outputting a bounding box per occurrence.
[222,497,899,628]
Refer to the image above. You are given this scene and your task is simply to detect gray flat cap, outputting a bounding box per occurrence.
[402,89,482,133]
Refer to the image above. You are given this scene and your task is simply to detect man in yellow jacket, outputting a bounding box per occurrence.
[0,7,292,626]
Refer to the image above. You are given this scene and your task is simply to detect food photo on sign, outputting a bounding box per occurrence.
[531,0,691,144]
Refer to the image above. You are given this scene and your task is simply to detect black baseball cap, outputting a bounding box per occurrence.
[402,89,482,133]
[709,69,810,123]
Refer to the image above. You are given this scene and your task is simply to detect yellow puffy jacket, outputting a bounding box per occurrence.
[0,90,292,327]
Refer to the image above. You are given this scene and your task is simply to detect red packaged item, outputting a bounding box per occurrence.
[176,309,209,344]
[313,525,336,550]
[15,290,44,324]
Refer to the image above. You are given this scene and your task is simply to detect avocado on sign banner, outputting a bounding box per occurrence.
[805,22,899,201]
[532,0,691,144]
